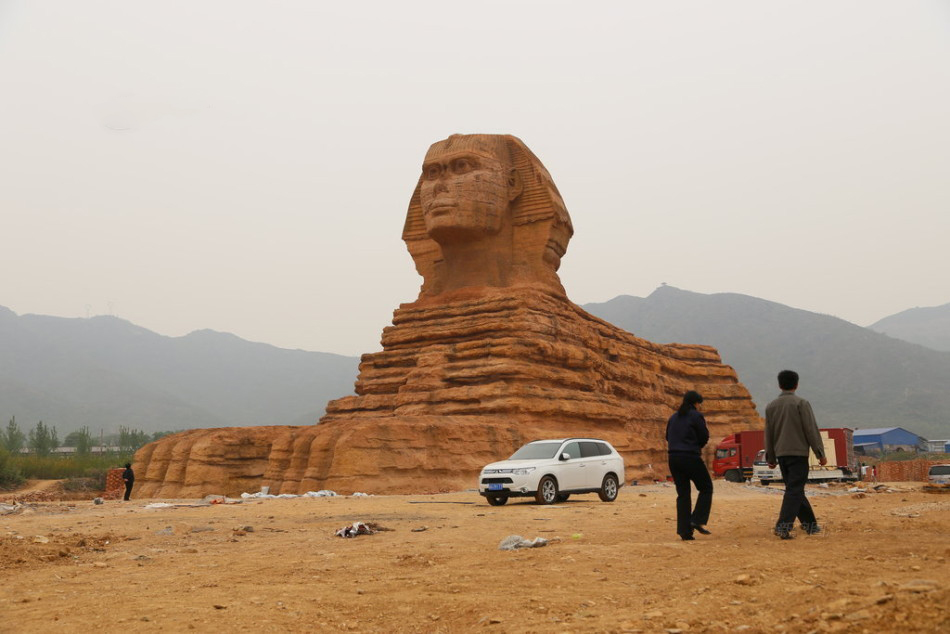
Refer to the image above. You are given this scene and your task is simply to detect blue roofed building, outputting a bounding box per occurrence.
[853,427,926,455]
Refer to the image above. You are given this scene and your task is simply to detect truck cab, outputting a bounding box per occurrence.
[714,441,743,482]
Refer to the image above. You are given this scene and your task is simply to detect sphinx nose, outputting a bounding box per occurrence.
[434,179,449,194]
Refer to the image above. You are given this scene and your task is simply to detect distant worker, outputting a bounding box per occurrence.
[764,370,826,539]
[666,390,713,541]
[122,462,134,501]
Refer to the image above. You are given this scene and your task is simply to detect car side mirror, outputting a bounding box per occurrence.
[560,453,571,461]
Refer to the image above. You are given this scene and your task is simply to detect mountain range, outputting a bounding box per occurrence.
[2,288,948,442]
[868,302,950,352]
[0,306,359,436]
[583,286,950,441]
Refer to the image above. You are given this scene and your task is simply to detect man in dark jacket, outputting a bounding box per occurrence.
[122,463,134,501]
[765,370,826,539]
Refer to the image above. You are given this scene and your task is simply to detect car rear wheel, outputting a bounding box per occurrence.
[598,474,619,502]
[535,476,559,505]
[486,494,508,506]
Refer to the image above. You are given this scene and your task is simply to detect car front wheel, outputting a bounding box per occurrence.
[724,469,744,483]
[598,474,619,502]
[535,476,559,505]
[486,494,508,506]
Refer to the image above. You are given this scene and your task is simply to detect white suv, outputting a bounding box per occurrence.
[928,464,950,485]
[478,438,625,506]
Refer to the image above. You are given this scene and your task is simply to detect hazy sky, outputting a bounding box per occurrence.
[2,1,948,356]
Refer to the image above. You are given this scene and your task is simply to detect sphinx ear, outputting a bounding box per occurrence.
[507,168,523,201]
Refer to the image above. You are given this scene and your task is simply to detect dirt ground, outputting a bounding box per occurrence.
[1,480,947,633]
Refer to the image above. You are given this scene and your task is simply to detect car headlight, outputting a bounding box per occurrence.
[511,467,536,476]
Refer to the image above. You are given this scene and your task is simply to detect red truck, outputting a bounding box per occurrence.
[713,430,765,482]
[713,428,858,483]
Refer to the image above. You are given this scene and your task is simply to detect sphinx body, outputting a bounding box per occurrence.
[134,135,761,498]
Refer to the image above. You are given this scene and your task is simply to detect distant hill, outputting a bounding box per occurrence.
[868,302,950,352]
[0,306,360,436]
[583,286,950,441]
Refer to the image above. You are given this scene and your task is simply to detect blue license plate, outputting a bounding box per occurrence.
[488,483,503,491]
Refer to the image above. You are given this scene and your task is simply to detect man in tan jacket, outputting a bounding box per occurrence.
[765,370,827,539]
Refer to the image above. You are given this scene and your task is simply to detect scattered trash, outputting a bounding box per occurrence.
[411,526,428,533]
[498,535,548,550]
[240,489,338,500]
[144,503,175,509]
[33,535,50,544]
[335,521,377,538]
[202,495,241,505]
[0,503,21,515]
[93,497,104,505]
[351,492,371,497]
[155,527,174,536]
[571,533,583,540]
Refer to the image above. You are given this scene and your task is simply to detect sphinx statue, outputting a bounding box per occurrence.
[133,134,762,498]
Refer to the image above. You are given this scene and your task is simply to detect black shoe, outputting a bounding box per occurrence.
[802,524,821,535]
[774,530,794,540]
[680,534,695,541]
[691,523,711,535]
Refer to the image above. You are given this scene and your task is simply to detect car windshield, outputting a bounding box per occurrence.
[509,442,562,460]
[930,465,950,476]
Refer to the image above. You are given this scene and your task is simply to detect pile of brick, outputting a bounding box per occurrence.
[103,468,126,500]
[876,459,945,482]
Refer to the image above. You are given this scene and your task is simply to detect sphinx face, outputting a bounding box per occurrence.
[419,150,511,243]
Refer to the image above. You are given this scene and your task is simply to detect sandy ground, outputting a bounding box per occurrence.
[1,480,947,633]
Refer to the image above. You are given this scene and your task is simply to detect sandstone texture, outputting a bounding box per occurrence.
[135,134,762,498]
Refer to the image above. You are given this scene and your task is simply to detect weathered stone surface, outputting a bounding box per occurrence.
[134,134,762,498]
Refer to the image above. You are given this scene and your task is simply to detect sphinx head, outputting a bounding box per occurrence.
[403,134,573,298]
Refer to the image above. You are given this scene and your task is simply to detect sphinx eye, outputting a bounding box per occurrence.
[451,158,476,174]
[424,164,442,180]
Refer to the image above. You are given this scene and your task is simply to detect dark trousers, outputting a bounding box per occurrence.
[668,454,713,538]
[776,456,818,532]
[124,481,133,501]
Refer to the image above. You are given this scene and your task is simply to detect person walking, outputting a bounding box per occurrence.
[666,390,713,541]
[122,462,134,501]
[764,370,826,539]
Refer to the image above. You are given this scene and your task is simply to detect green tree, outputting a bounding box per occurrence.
[28,421,59,456]
[118,426,150,453]
[1,417,26,453]
[75,426,93,456]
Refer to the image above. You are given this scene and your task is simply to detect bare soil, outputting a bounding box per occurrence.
[1,480,947,633]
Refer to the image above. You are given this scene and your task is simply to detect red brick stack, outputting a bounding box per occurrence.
[877,459,945,482]
[104,468,126,499]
